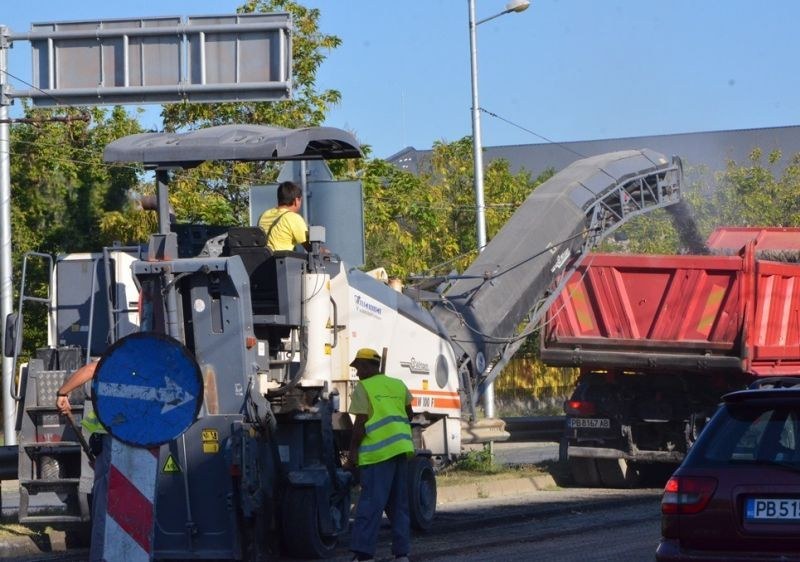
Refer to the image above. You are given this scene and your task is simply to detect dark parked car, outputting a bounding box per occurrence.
[657,378,800,561]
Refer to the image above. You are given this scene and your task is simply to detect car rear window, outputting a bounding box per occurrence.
[686,404,800,468]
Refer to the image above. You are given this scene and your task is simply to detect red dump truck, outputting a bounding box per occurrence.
[543,227,800,487]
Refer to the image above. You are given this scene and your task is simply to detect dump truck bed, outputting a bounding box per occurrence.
[543,228,800,376]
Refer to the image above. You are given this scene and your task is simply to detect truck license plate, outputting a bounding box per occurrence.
[746,498,800,521]
[568,417,610,429]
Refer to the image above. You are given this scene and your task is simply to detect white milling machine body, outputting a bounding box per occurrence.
[100,125,460,559]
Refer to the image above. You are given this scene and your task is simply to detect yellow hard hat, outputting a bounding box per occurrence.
[350,348,381,366]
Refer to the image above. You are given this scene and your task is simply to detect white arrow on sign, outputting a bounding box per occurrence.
[97,376,196,414]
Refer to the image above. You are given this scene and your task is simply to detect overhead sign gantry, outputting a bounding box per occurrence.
[20,13,291,105]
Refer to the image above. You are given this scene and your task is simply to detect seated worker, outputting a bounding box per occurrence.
[257,180,311,252]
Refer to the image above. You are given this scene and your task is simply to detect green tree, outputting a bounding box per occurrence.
[688,149,800,232]
[10,0,351,277]
[362,137,551,280]
[11,105,142,256]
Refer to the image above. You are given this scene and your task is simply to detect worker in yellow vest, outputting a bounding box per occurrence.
[346,348,414,562]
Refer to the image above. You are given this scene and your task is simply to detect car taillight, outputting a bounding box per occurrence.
[661,476,717,515]
[565,400,596,415]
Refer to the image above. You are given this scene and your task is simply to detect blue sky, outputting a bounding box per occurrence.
[3,1,800,159]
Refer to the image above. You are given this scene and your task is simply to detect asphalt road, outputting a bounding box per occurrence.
[418,489,661,561]
[3,442,665,561]
[2,484,663,562]
[274,487,663,562]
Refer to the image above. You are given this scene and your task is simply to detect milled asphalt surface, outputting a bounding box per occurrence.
[0,442,561,559]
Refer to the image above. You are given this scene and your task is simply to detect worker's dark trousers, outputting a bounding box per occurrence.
[351,454,410,557]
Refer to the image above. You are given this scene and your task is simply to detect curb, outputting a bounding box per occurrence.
[437,474,557,504]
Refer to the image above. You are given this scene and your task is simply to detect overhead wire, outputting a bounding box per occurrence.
[1,68,92,121]
[479,107,588,159]
[479,106,622,184]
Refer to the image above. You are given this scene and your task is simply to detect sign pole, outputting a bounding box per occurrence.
[0,27,15,446]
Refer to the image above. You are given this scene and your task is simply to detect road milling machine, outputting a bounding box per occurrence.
[2,124,683,559]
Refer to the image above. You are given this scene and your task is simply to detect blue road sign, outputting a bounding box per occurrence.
[92,332,203,448]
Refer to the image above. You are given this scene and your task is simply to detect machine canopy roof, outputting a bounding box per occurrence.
[103,124,362,168]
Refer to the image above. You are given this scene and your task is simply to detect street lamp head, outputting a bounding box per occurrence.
[505,0,531,13]
[476,0,531,26]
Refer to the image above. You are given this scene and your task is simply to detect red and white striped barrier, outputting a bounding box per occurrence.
[95,439,159,561]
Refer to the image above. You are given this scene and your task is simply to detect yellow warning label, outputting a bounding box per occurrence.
[202,428,219,454]
[324,343,332,355]
[422,379,429,391]
[163,454,181,473]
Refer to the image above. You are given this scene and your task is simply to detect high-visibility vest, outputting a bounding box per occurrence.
[358,374,414,467]
[81,406,107,434]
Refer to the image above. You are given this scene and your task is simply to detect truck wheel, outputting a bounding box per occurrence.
[596,458,641,488]
[408,457,436,531]
[569,457,600,486]
[281,487,338,559]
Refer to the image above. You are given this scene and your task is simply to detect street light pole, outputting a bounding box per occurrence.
[468,0,487,253]
[468,0,530,418]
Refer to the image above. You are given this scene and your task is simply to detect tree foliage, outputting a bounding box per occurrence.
[597,209,682,254]
[11,105,142,258]
[362,137,552,280]
[600,151,800,255]
[688,149,800,232]
[5,0,345,360]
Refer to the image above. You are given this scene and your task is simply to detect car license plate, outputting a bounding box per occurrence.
[746,498,800,521]
[568,417,610,429]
